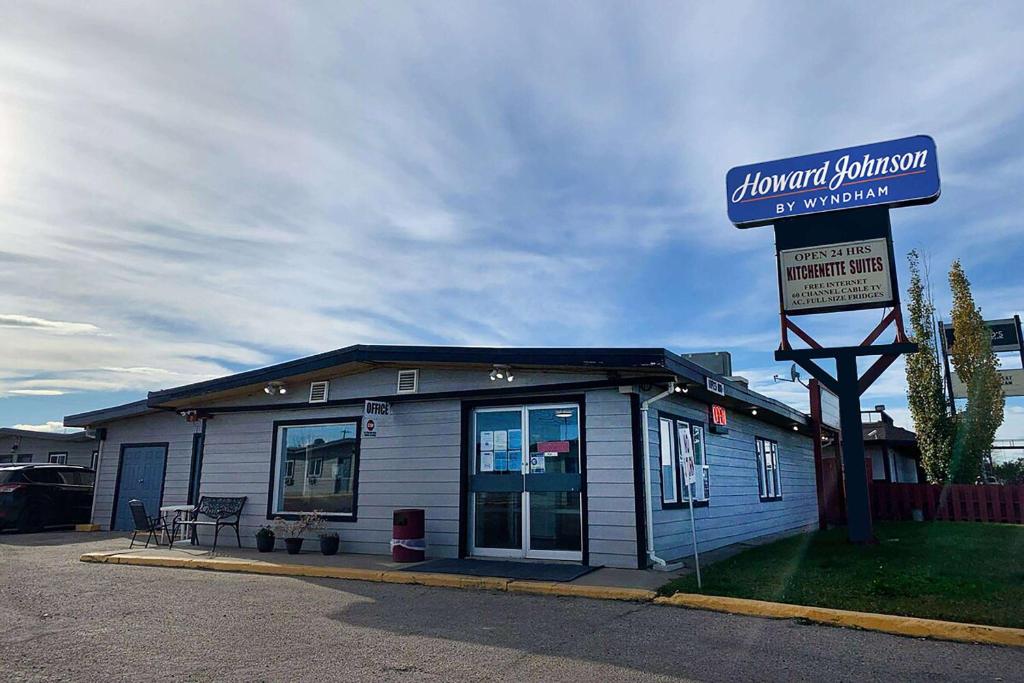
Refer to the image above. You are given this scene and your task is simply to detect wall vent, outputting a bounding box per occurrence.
[396,369,419,394]
[308,380,330,404]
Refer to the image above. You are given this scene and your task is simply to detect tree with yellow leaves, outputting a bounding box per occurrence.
[904,251,954,482]
[948,260,1005,483]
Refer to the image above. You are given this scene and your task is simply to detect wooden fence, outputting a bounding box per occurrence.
[871,482,1024,524]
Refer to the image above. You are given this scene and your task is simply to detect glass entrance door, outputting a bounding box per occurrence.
[469,404,582,561]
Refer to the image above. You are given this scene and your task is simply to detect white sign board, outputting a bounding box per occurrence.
[820,386,841,430]
[678,425,696,486]
[364,400,393,421]
[951,368,1024,399]
[363,400,392,437]
[778,237,893,313]
[706,377,725,396]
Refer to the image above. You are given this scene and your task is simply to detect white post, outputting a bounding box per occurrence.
[688,492,701,589]
[679,426,701,588]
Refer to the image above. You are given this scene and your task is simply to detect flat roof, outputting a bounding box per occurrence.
[0,428,94,442]
[65,345,810,429]
[63,399,155,428]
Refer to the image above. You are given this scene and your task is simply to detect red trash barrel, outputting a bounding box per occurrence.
[392,508,425,562]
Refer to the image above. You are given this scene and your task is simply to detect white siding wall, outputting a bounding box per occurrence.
[647,392,817,563]
[584,389,639,569]
[200,399,462,557]
[198,384,640,568]
[203,368,608,409]
[92,411,198,529]
[0,435,97,467]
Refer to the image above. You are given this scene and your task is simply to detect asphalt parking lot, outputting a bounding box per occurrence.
[1,532,1021,682]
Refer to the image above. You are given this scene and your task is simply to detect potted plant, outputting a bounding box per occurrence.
[273,516,311,555]
[319,531,339,556]
[302,511,338,556]
[255,525,275,552]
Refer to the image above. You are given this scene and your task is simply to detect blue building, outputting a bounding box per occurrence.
[66,346,817,569]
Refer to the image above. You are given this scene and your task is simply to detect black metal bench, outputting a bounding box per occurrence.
[170,496,246,552]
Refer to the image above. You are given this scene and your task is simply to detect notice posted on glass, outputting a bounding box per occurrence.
[779,238,893,313]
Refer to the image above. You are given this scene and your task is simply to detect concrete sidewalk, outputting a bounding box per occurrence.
[78,524,815,592]
[80,541,678,596]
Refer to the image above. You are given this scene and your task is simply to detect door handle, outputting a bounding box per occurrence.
[138,479,144,484]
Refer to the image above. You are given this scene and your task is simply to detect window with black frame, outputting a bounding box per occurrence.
[659,415,710,507]
[274,422,358,516]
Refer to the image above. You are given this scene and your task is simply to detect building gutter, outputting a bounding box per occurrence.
[640,380,677,568]
[88,429,106,525]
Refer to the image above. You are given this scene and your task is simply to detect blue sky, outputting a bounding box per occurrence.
[0,2,1022,437]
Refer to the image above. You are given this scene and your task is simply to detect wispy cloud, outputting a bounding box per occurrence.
[11,421,78,434]
[8,389,65,396]
[0,2,1022,435]
[0,314,99,335]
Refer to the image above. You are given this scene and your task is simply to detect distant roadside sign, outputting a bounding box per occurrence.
[727,135,940,228]
[941,319,1021,353]
[951,368,1024,399]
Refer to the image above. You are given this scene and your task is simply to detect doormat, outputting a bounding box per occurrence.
[399,558,597,582]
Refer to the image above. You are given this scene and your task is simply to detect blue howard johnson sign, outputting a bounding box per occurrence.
[726,135,940,227]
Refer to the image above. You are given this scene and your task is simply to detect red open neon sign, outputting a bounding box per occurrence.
[711,404,728,427]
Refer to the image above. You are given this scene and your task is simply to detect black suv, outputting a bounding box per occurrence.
[0,464,95,532]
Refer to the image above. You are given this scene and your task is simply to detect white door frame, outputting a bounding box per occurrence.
[467,403,583,562]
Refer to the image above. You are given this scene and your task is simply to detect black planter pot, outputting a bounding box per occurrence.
[320,535,340,556]
[255,534,275,553]
[284,537,304,555]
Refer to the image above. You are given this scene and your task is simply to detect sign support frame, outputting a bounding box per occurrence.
[773,207,917,545]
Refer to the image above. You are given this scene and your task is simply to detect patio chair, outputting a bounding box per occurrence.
[171,496,246,552]
[128,499,165,549]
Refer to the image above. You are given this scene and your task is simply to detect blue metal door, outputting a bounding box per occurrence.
[113,445,167,531]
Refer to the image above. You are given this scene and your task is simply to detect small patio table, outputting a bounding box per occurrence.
[159,504,196,545]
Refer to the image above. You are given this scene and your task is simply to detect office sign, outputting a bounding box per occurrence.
[951,368,1024,399]
[727,135,940,227]
[941,319,1021,353]
[363,400,392,437]
[778,237,894,314]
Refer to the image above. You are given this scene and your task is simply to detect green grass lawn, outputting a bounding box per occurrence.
[658,522,1024,628]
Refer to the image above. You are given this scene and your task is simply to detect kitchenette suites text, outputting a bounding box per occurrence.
[779,238,892,312]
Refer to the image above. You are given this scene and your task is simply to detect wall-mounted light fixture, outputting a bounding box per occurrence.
[264,381,287,395]
[792,424,799,431]
[489,365,514,383]
[750,408,758,416]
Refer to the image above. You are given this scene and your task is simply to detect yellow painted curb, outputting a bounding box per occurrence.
[655,593,1024,648]
[380,571,509,591]
[508,580,655,602]
[75,524,101,532]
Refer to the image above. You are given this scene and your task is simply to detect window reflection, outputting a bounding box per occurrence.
[277,423,358,515]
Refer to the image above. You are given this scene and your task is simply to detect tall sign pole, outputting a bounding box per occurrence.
[938,320,957,415]
[727,135,940,544]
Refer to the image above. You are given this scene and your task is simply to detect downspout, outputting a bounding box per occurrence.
[641,380,677,568]
[88,427,106,525]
